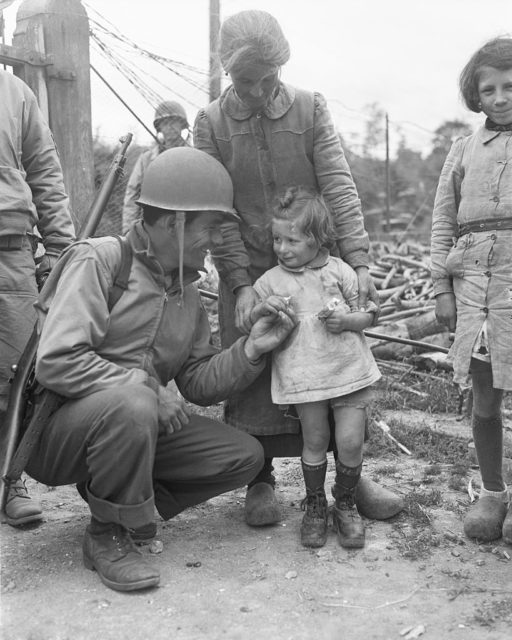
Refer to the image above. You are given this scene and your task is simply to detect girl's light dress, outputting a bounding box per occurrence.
[253,250,381,404]
[431,127,512,389]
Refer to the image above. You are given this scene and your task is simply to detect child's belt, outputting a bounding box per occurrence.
[459,217,512,236]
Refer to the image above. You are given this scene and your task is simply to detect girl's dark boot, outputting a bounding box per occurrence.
[331,461,365,549]
[300,460,328,548]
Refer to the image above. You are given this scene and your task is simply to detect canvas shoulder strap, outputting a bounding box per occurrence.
[108,235,133,311]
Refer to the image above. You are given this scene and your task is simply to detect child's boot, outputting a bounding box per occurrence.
[463,487,508,542]
[331,461,365,549]
[300,459,328,548]
[300,489,329,547]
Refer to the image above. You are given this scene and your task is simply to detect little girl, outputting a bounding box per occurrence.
[250,186,381,548]
[431,37,512,544]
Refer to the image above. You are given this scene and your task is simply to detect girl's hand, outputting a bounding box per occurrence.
[250,295,291,324]
[323,309,373,334]
[324,308,352,333]
[435,292,457,331]
[234,286,260,334]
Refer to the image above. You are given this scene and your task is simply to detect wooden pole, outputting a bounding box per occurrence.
[385,112,391,234]
[209,0,221,102]
[13,0,94,230]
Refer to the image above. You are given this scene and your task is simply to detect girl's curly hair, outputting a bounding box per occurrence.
[273,186,336,247]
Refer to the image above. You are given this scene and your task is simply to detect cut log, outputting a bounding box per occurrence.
[412,351,453,371]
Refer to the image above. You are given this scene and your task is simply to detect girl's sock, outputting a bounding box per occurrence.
[333,460,362,501]
[479,487,509,502]
[301,459,327,494]
[472,413,505,492]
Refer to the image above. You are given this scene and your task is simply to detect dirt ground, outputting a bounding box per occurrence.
[1,408,512,640]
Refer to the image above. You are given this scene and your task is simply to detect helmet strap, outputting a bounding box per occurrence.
[176,211,186,305]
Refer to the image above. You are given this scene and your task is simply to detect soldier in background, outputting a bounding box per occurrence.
[0,70,75,526]
[121,100,190,233]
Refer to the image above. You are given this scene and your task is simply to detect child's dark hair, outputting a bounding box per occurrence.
[460,37,512,112]
[273,186,336,246]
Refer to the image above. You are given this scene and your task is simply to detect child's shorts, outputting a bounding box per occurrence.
[330,386,374,410]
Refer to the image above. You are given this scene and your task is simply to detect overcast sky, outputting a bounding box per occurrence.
[4,0,512,154]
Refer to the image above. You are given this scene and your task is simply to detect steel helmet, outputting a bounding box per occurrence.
[153,100,189,129]
[136,147,238,218]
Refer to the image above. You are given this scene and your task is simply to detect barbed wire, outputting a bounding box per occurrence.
[85,2,459,152]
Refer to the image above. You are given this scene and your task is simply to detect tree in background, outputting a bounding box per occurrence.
[340,108,473,243]
[424,119,473,189]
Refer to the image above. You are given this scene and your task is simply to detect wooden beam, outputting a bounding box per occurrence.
[13,0,94,229]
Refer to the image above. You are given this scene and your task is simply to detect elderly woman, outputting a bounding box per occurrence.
[194,10,402,527]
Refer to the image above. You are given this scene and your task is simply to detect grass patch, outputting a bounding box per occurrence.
[374,463,399,476]
[390,488,444,560]
[366,416,470,465]
[374,371,461,414]
[472,599,512,627]
[424,463,442,476]
[406,487,443,512]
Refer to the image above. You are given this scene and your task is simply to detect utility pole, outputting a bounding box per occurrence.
[385,112,391,234]
[13,0,94,229]
[209,0,221,102]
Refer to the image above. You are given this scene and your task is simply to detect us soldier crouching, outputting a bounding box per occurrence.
[25,147,296,592]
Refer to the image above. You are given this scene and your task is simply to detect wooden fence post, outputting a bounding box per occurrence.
[13,0,94,229]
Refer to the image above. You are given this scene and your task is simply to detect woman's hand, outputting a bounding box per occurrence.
[435,292,457,331]
[235,286,260,334]
[157,385,191,434]
[355,266,380,313]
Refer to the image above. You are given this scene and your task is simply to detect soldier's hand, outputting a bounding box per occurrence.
[250,295,291,324]
[244,304,297,361]
[36,253,59,289]
[157,384,191,434]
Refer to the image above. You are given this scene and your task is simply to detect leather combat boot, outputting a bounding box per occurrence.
[464,488,508,542]
[4,477,43,526]
[128,522,157,544]
[332,486,365,549]
[83,523,160,591]
[245,482,281,526]
[300,489,329,548]
[76,482,157,543]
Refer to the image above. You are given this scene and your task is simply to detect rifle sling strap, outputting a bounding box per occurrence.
[5,236,134,484]
[108,235,133,311]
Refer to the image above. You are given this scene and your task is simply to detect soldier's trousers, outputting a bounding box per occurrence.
[26,384,264,528]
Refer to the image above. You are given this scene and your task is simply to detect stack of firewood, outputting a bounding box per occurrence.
[366,242,452,365]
